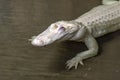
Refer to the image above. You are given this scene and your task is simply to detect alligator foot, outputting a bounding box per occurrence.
[66,57,84,69]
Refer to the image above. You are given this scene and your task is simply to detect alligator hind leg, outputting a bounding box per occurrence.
[102,0,119,5]
[66,34,98,69]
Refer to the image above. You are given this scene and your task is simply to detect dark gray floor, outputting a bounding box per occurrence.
[0,0,120,80]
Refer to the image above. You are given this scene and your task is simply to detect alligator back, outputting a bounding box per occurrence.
[75,2,120,37]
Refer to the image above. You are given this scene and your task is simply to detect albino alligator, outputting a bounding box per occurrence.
[29,0,120,69]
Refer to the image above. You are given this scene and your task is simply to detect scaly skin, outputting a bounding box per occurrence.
[30,0,120,69]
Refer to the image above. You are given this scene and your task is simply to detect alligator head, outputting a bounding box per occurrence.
[30,21,82,47]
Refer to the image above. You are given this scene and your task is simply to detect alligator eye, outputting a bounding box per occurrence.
[51,24,58,30]
[54,25,58,29]
[59,26,66,31]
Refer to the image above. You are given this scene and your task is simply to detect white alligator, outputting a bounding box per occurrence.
[29,0,120,69]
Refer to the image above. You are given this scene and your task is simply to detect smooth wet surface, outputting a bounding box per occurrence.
[0,0,120,80]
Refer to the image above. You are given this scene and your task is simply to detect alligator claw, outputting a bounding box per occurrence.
[66,57,84,69]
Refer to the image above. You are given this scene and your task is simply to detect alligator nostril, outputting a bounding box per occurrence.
[31,39,44,46]
[31,39,38,46]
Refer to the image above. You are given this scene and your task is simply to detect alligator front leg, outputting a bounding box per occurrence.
[66,34,98,69]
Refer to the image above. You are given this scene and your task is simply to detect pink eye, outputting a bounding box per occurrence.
[59,26,65,31]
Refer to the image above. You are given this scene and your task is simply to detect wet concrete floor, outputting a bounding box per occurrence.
[0,0,120,80]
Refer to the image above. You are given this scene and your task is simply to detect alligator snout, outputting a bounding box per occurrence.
[31,39,45,47]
